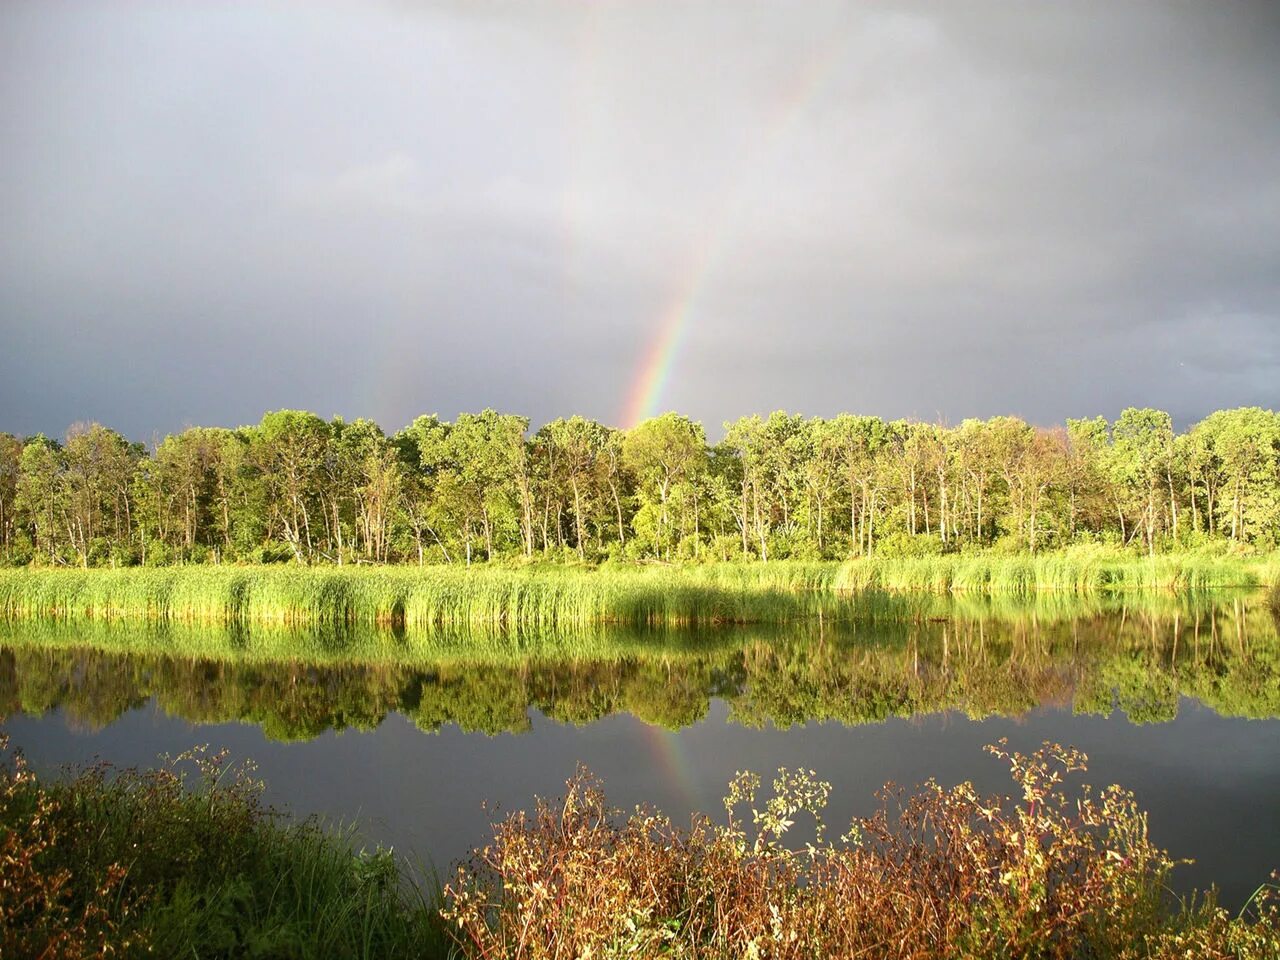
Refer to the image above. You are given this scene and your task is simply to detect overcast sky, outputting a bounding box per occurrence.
[2,1,1278,442]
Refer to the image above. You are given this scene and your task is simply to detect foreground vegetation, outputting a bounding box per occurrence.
[0,730,444,959]
[446,743,1280,959]
[3,405,1280,570]
[0,550,1276,629]
[6,732,1277,959]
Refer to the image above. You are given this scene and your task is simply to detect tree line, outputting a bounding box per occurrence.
[1,406,1278,567]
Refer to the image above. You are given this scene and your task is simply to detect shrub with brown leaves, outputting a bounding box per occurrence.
[0,728,447,959]
[0,730,143,959]
[442,742,1280,960]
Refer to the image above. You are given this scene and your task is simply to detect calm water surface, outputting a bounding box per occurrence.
[3,594,1278,907]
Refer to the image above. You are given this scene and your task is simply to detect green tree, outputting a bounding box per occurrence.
[250,410,331,562]
[0,433,22,557]
[1065,417,1111,541]
[60,423,140,566]
[137,426,238,560]
[394,415,452,564]
[330,418,401,562]
[825,414,890,555]
[623,413,706,559]
[440,410,530,562]
[722,415,770,560]
[541,416,609,558]
[1195,408,1280,543]
[15,437,63,563]
[802,418,842,555]
[1109,408,1175,554]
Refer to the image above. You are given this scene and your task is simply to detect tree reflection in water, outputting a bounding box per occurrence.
[2,592,1277,740]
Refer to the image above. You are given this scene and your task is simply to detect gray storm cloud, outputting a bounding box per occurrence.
[1,1,1277,440]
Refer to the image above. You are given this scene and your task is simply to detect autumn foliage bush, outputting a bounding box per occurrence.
[0,731,140,958]
[443,742,1280,959]
[0,730,445,959]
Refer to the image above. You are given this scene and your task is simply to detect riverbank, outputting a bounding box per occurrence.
[0,549,1276,629]
[4,732,1276,959]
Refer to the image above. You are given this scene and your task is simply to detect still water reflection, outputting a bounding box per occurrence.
[3,592,1279,907]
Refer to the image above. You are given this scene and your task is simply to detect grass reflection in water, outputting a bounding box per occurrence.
[3,592,1277,739]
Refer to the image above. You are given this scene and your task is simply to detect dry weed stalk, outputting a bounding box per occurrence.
[443,742,1280,959]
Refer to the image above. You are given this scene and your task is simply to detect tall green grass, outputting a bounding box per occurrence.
[0,564,837,629]
[833,546,1276,595]
[0,550,1275,630]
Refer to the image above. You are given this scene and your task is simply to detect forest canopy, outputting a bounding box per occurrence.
[1,407,1278,567]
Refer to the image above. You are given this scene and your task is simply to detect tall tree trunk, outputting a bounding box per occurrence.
[609,481,626,546]
[849,480,859,555]
[908,467,917,536]
[937,470,947,543]
[570,476,585,559]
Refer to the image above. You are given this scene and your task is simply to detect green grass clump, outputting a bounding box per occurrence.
[0,732,445,959]
[834,546,1274,595]
[0,564,836,629]
[0,552,1275,631]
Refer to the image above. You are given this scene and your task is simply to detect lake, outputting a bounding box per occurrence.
[3,591,1278,908]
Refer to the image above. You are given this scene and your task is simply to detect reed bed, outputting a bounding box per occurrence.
[0,564,835,629]
[833,547,1274,595]
[0,551,1274,631]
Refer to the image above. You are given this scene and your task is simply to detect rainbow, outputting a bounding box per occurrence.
[619,260,707,429]
[618,33,850,429]
[638,719,702,812]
